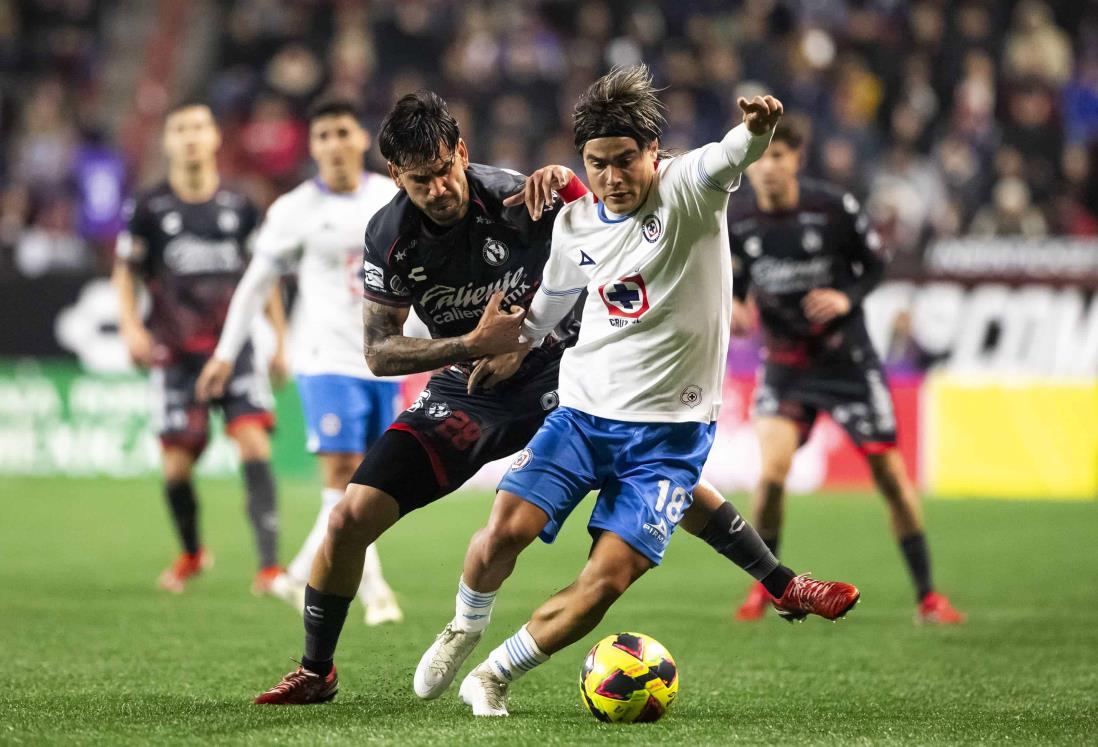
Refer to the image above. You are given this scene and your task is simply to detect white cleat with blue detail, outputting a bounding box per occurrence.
[458,663,510,716]
[413,620,482,699]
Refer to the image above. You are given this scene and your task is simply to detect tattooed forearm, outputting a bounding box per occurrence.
[362,300,470,376]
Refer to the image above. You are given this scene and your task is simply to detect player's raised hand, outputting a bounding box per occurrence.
[467,348,530,394]
[738,95,783,135]
[502,165,574,221]
[196,357,233,402]
[464,291,527,356]
[802,288,851,324]
[122,324,155,368]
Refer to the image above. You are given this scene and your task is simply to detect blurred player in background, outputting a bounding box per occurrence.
[424,67,860,717]
[728,122,965,625]
[112,100,287,594]
[197,97,405,626]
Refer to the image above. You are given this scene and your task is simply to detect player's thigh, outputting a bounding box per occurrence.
[296,374,368,456]
[825,363,898,454]
[350,426,449,516]
[152,363,211,459]
[754,416,802,482]
[590,420,716,567]
[496,407,602,547]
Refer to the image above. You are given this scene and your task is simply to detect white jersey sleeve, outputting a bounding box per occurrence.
[252,193,305,270]
[522,228,587,344]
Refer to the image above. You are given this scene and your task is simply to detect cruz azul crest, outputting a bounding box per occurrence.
[598,274,650,319]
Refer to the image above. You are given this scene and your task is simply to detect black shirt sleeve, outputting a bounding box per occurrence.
[116,193,153,274]
[834,192,886,307]
[362,225,412,308]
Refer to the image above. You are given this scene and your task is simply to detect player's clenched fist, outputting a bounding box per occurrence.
[462,291,528,357]
[738,95,783,135]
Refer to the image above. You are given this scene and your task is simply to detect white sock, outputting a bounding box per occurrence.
[359,543,392,605]
[287,487,343,582]
[453,576,496,633]
[486,624,549,683]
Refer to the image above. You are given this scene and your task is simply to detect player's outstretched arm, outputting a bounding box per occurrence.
[363,291,526,377]
[699,95,783,190]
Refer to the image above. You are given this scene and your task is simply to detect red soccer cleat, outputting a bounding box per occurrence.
[157,549,212,593]
[773,574,860,622]
[251,566,286,596]
[255,665,339,705]
[735,582,774,621]
[917,591,966,625]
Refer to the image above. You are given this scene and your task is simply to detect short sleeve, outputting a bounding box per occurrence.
[362,228,412,307]
[115,195,151,269]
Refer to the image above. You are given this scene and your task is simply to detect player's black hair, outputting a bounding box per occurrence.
[572,65,667,153]
[165,96,214,120]
[378,90,460,170]
[306,96,364,126]
[770,120,805,150]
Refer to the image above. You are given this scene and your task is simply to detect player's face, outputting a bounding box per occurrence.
[746,141,801,199]
[310,114,369,191]
[163,106,221,167]
[389,139,470,226]
[582,137,658,215]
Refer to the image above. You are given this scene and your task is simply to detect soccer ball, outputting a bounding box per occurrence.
[579,632,678,723]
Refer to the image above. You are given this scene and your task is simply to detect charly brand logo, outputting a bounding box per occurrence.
[641,213,663,243]
[482,238,509,266]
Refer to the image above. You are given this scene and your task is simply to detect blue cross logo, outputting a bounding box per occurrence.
[606,283,640,309]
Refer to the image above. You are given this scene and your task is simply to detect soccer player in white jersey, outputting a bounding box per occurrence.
[196,98,405,624]
[416,66,860,716]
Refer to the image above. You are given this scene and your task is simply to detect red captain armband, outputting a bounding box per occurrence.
[558,173,589,204]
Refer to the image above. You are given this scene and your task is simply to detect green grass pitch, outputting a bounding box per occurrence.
[2,476,1096,744]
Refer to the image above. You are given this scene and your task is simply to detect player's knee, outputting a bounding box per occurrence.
[480,519,538,562]
[577,572,632,612]
[326,497,373,545]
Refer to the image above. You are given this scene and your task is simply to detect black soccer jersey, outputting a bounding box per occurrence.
[727,178,885,362]
[117,182,258,359]
[362,163,578,378]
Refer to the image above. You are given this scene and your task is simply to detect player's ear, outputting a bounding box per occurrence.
[387,162,405,191]
[457,138,469,169]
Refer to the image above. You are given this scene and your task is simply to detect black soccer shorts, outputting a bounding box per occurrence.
[351,359,561,514]
[752,353,898,454]
[151,343,275,455]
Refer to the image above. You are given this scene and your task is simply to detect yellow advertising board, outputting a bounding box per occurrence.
[924,373,1098,499]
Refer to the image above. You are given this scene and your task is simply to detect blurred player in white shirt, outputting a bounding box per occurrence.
[197,98,407,625]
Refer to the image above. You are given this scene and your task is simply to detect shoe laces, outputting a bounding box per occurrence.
[788,574,831,607]
[472,668,507,711]
[268,662,319,695]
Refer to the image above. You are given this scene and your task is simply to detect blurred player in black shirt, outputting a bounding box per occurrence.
[728,122,964,624]
[112,100,288,595]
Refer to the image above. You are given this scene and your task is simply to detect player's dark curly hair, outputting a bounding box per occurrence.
[770,120,805,150]
[378,90,460,170]
[572,65,667,153]
[306,95,363,125]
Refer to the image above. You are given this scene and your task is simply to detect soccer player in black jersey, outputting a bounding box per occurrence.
[256,91,857,707]
[112,100,288,595]
[727,122,964,625]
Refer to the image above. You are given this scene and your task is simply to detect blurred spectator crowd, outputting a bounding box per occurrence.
[3,0,1098,278]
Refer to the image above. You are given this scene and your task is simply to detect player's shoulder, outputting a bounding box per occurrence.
[799,178,860,215]
[212,185,256,213]
[128,180,174,214]
[553,194,598,235]
[466,163,526,205]
[363,188,414,259]
[270,179,321,212]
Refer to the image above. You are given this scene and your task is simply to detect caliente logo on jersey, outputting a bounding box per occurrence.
[599,274,650,319]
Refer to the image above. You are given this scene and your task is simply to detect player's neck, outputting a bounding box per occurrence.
[757,181,800,213]
[320,170,361,194]
[169,163,220,204]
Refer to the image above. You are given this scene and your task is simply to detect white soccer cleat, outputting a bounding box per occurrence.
[413,621,482,700]
[364,588,404,626]
[458,663,510,717]
[267,572,307,610]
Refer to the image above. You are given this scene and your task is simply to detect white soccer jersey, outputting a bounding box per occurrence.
[253,174,399,379]
[526,125,772,424]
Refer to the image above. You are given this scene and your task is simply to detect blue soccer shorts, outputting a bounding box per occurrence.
[296,374,401,454]
[497,406,717,565]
